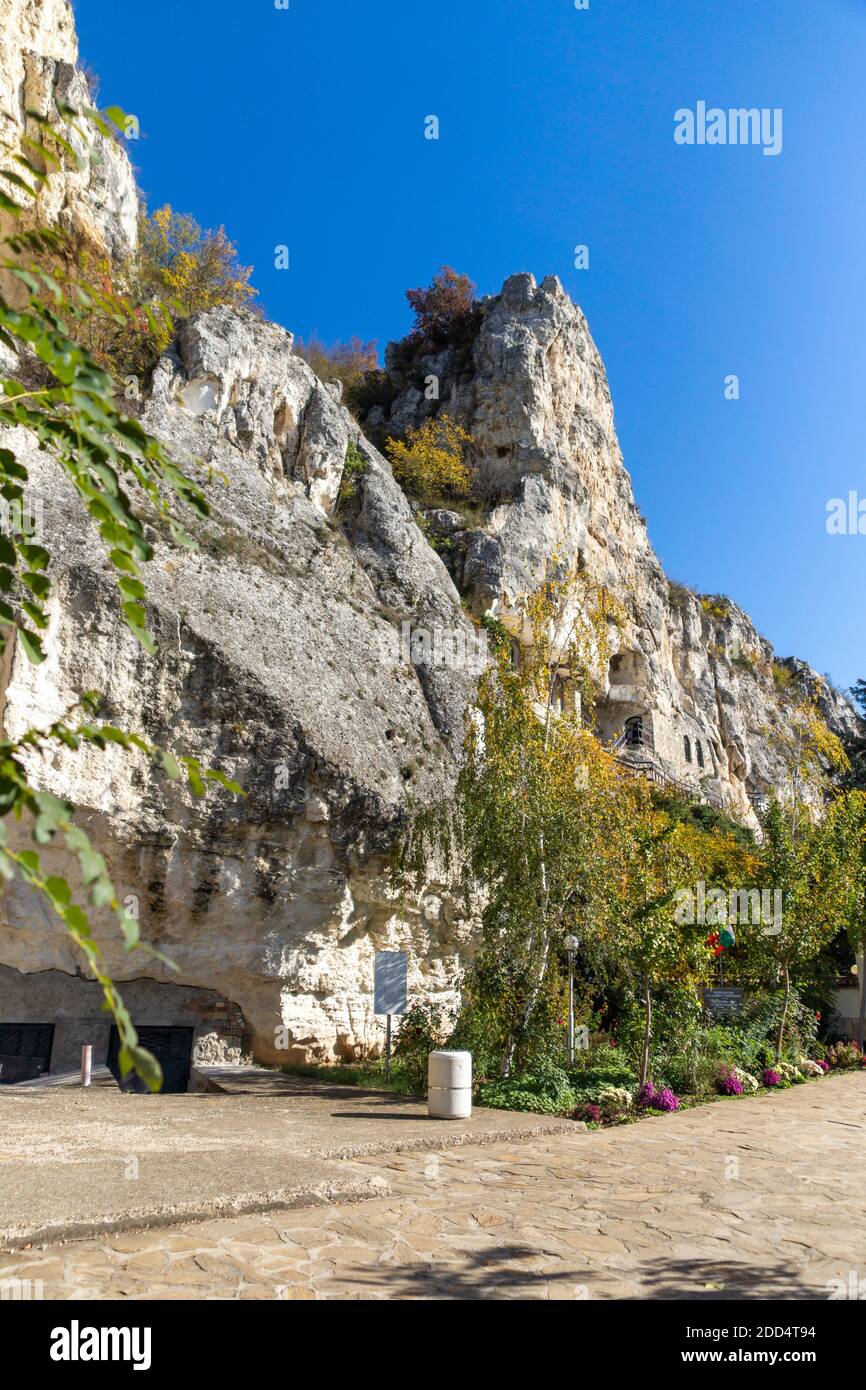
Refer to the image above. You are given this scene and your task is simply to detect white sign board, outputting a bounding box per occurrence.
[374,951,408,1015]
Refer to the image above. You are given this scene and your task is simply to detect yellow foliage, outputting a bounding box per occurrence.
[32,202,257,385]
[386,415,473,504]
[138,204,257,318]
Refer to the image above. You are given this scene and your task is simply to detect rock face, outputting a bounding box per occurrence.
[0,305,479,1064]
[0,1,861,1072]
[0,0,138,284]
[361,272,861,828]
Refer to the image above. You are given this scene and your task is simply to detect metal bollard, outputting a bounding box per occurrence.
[427,1050,472,1119]
[81,1044,92,1088]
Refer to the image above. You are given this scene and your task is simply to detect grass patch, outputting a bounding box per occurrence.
[281,1060,422,1096]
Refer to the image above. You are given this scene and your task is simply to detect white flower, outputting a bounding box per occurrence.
[798,1059,825,1077]
[597,1085,633,1112]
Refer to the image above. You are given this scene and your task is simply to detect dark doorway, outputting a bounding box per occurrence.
[0,1022,55,1083]
[107,1025,194,1094]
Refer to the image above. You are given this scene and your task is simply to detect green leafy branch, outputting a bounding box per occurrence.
[0,104,205,661]
[0,104,242,1088]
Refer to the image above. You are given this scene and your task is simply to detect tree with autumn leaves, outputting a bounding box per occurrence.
[400,565,749,1081]
[397,565,860,1082]
[820,789,866,1048]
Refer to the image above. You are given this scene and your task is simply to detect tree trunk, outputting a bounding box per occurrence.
[640,975,652,1088]
[775,964,791,1063]
[500,932,552,1078]
[858,940,866,1052]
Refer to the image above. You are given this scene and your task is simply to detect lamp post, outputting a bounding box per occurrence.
[565,934,580,1068]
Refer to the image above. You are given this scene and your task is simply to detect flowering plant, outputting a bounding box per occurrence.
[826,1042,863,1070]
[777,1062,804,1082]
[652,1086,681,1112]
[798,1059,826,1077]
[637,1082,681,1112]
[718,1070,744,1096]
[733,1067,759,1092]
[597,1085,633,1116]
[761,1068,782,1087]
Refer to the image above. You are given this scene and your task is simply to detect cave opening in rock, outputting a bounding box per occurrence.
[108,1025,194,1095]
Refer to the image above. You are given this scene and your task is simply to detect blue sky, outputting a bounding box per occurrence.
[75,0,865,691]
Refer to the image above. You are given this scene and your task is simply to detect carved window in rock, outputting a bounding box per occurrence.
[550,670,572,718]
[509,639,521,671]
[696,739,705,769]
[624,715,644,749]
[684,735,692,764]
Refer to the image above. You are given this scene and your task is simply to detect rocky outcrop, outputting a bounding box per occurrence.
[0,0,137,283]
[362,272,861,828]
[0,303,479,1062]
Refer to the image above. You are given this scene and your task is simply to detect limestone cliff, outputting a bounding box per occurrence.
[360,271,861,829]
[0,0,860,1068]
[0,0,137,276]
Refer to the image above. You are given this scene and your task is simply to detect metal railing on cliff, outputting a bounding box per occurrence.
[606,731,725,812]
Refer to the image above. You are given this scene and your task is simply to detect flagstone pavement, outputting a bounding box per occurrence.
[2,1073,864,1300]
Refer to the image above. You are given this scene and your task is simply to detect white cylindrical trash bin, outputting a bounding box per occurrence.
[427,1050,472,1119]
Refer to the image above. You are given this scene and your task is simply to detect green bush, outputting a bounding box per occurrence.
[477,1062,575,1116]
[393,1001,450,1094]
[569,1050,636,1106]
[336,440,367,509]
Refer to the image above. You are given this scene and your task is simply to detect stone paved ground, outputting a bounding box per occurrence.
[0,1074,571,1246]
[2,1073,864,1300]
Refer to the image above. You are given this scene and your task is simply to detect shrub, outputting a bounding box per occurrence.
[138,204,257,317]
[569,1056,638,1108]
[826,1041,863,1070]
[345,367,400,416]
[638,1082,681,1112]
[38,203,258,386]
[777,1062,805,1083]
[386,414,473,504]
[393,1001,449,1094]
[700,594,732,623]
[762,1068,782,1087]
[336,440,367,509]
[653,1086,681,1112]
[44,245,173,385]
[406,265,476,346]
[718,1068,744,1096]
[293,335,378,400]
[596,1085,633,1118]
[732,645,764,674]
[476,1063,575,1116]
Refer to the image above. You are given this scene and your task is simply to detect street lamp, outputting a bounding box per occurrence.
[565,934,580,1068]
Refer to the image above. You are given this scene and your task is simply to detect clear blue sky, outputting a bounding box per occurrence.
[74,0,865,692]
